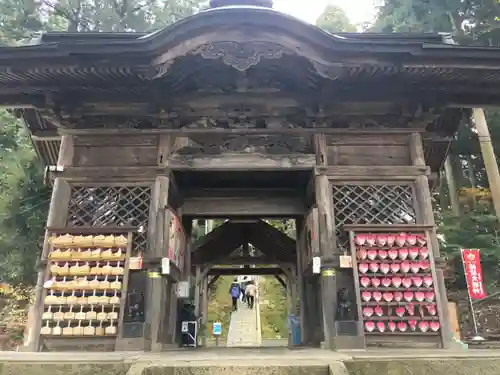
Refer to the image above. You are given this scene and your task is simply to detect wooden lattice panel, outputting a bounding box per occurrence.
[67,186,151,254]
[332,184,416,250]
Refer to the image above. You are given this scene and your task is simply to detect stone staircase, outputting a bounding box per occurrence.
[226,287,262,347]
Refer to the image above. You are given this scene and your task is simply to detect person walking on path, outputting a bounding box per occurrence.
[240,277,247,304]
[245,280,257,309]
[229,278,241,311]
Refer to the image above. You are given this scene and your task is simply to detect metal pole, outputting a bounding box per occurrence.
[460,249,484,341]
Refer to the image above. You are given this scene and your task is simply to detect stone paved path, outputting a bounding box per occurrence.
[226,299,261,347]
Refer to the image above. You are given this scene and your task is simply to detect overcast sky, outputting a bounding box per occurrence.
[273,0,378,27]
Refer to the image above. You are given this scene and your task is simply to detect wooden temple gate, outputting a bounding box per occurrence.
[2,0,500,353]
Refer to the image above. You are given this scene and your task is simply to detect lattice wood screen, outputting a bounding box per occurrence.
[332,184,416,250]
[67,186,152,254]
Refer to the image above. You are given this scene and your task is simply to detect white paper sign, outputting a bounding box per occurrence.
[177,281,190,298]
[312,256,321,274]
[161,257,170,275]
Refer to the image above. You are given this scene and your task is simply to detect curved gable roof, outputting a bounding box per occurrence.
[0,5,491,65]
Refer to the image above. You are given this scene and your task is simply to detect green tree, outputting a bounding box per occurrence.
[41,0,203,32]
[373,0,500,293]
[0,0,205,286]
[0,113,50,284]
[316,5,356,33]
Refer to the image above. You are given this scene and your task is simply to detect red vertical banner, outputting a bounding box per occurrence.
[461,249,487,300]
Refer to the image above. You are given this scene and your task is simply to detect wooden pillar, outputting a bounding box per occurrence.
[443,155,460,216]
[194,266,201,318]
[295,217,306,345]
[313,133,337,349]
[284,270,293,348]
[145,175,170,352]
[182,218,193,280]
[24,135,74,351]
[410,133,454,349]
[315,174,337,349]
[201,272,209,347]
[473,108,500,218]
[25,178,71,351]
[167,281,178,345]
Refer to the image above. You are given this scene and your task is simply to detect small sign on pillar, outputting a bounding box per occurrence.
[161,257,170,275]
[312,256,321,274]
[177,281,190,298]
[212,321,222,346]
[321,268,335,277]
[339,254,352,268]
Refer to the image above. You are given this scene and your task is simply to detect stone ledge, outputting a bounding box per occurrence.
[0,354,500,375]
[0,362,130,375]
[343,359,500,375]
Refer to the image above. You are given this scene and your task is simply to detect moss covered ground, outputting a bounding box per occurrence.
[258,276,288,339]
[206,276,233,339]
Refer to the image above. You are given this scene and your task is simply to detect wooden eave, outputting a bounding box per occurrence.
[0,7,493,170]
[0,8,500,76]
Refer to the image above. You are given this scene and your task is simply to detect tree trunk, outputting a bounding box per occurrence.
[444,155,460,216]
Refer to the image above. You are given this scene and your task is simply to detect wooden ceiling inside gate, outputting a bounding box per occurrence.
[191,220,296,264]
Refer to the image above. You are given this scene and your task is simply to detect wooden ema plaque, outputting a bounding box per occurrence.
[348,229,442,346]
[40,232,132,350]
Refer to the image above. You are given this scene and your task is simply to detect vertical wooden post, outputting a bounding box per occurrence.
[473,108,500,218]
[24,135,74,352]
[146,175,170,352]
[25,178,71,351]
[284,270,293,348]
[194,266,201,318]
[201,272,209,347]
[295,217,306,345]
[57,135,74,167]
[182,217,193,281]
[313,133,337,349]
[443,155,460,216]
[315,174,337,349]
[410,133,454,349]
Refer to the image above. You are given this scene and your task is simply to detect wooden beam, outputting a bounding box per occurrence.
[36,85,500,107]
[31,130,60,141]
[208,275,220,288]
[0,93,45,108]
[316,165,430,180]
[182,196,306,217]
[207,268,283,276]
[51,166,165,181]
[168,154,316,171]
[183,188,300,198]
[60,127,443,136]
[274,275,287,290]
[209,256,283,266]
